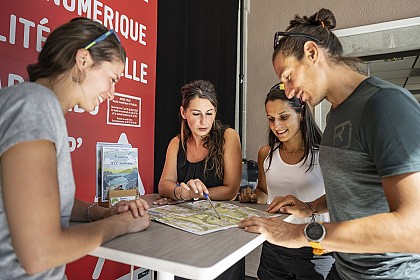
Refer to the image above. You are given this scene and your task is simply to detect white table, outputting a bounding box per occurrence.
[89,194,278,280]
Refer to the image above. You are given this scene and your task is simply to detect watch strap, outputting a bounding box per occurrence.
[309,241,326,255]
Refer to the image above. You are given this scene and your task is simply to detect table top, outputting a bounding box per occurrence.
[89,194,280,279]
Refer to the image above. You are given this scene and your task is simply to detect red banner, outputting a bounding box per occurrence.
[0,0,157,278]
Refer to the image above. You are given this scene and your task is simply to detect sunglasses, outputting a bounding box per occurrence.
[85,29,120,50]
[273,31,322,50]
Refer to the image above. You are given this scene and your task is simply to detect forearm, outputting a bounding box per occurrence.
[244,172,420,255]
[254,188,268,204]
[158,179,178,200]
[322,212,420,254]
[60,218,127,260]
[71,198,109,222]
[208,184,239,201]
[19,214,129,274]
[269,211,420,254]
[309,195,328,215]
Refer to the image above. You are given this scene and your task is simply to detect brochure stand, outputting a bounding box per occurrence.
[95,133,145,207]
[93,133,147,279]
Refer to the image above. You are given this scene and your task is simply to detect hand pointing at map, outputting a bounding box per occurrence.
[183,179,209,199]
[153,179,209,205]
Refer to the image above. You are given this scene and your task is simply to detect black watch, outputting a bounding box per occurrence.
[304,221,326,242]
[304,221,326,255]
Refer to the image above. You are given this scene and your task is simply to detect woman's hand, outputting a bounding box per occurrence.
[266,195,312,217]
[106,198,150,218]
[182,179,209,200]
[154,179,209,203]
[112,211,151,233]
[238,187,258,203]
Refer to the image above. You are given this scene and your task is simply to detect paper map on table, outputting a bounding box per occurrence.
[149,201,280,235]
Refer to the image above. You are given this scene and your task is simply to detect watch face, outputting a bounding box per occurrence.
[306,222,325,241]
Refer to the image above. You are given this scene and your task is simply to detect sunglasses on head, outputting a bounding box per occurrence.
[270,83,304,106]
[273,31,322,50]
[270,83,285,91]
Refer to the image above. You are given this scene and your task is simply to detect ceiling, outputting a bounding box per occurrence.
[359,53,420,101]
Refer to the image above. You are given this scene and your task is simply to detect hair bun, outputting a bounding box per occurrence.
[311,8,337,30]
[288,8,337,31]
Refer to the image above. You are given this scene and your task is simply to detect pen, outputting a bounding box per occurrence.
[203,193,222,219]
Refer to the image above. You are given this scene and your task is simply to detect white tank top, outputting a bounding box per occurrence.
[264,146,329,223]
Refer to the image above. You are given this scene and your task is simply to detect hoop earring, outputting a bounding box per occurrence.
[72,68,86,84]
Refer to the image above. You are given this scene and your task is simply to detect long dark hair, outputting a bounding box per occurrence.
[265,83,322,172]
[180,80,227,179]
[273,8,360,71]
[27,17,126,82]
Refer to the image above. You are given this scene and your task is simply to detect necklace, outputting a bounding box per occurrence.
[280,144,304,155]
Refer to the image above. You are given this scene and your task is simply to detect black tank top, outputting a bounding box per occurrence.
[176,136,224,188]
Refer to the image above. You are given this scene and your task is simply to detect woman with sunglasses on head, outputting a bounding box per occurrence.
[239,83,335,280]
[240,8,420,280]
[157,80,243,280]
[0,18,150,279]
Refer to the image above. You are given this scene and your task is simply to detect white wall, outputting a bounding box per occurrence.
[244,0,420,160]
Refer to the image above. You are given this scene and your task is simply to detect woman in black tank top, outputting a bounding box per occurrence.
[157,80,244,280]
[158,80,242,202]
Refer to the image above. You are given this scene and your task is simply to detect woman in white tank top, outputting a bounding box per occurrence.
[239,83,335,280]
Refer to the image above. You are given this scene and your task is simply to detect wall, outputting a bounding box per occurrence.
[154,1,239,191]
[245,0,420,160]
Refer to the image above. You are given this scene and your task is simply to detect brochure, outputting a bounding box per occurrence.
[95,142,132,200]
[101,146,139,202]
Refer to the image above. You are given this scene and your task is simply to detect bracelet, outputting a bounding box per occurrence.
[86,203,98,222]
[173,183,181,200]
[305,202,317,222]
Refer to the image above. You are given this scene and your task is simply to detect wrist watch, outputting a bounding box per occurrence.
[304,221,326,255]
